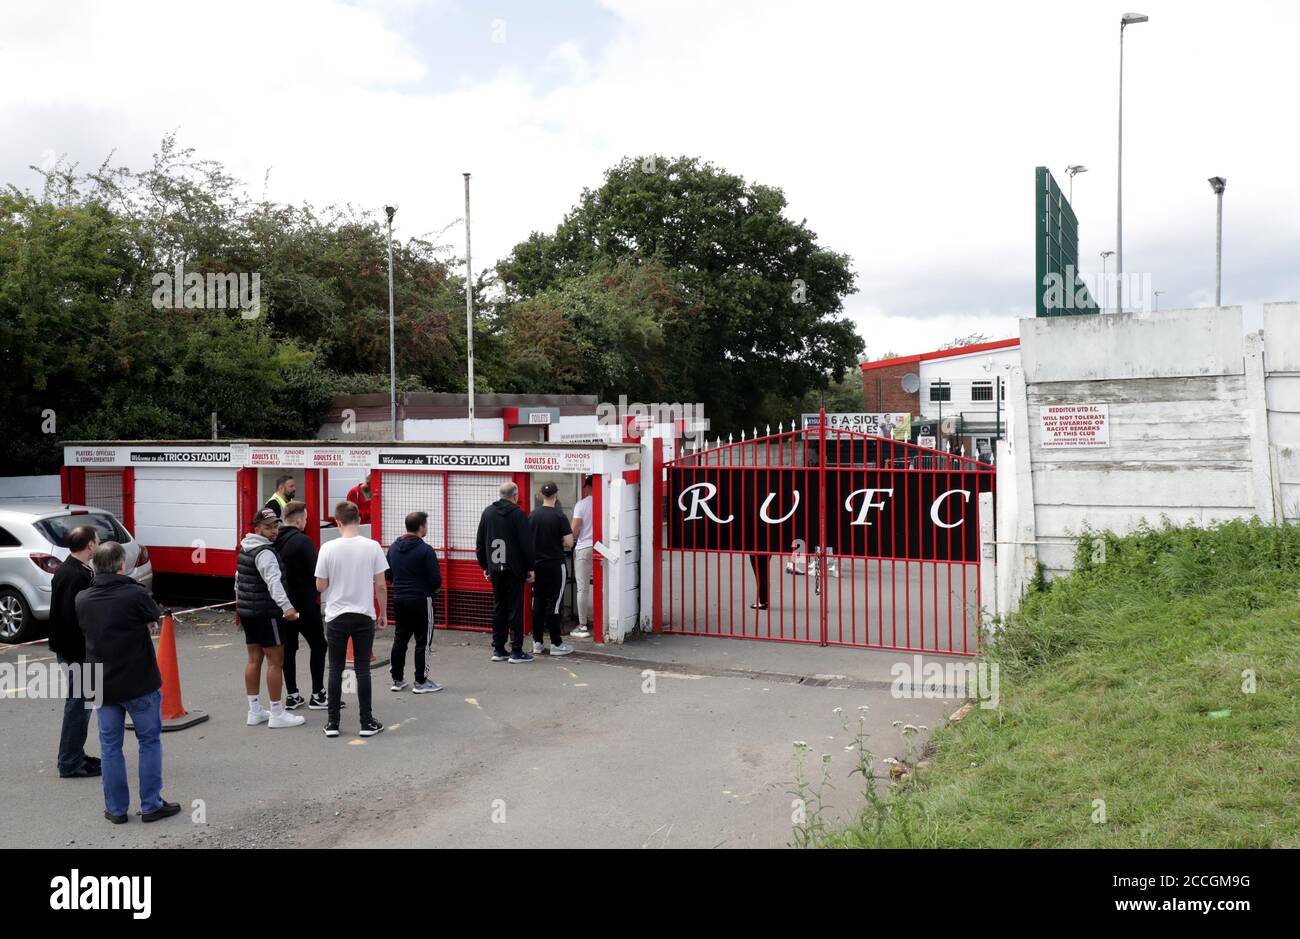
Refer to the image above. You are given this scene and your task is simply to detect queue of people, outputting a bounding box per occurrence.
[52,475,594,823]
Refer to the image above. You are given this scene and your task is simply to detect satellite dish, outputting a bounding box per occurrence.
[940,417,958,435]
[901,373,920,394]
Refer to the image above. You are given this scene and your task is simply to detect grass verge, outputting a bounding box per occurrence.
[819,519,1300,848]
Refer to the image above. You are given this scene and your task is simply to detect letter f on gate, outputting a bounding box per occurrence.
[678,482,734,523]
[844,488,893,525]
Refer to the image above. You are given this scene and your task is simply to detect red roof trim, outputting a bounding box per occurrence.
[859,337,1019,373]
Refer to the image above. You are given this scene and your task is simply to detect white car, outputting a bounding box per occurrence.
[0,503,154,643]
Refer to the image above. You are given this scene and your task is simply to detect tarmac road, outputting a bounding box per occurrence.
[0,612,964,849]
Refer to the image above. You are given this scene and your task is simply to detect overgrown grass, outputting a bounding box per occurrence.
[821,518,1300,848]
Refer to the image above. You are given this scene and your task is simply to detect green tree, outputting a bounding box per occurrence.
[497,156,862,429]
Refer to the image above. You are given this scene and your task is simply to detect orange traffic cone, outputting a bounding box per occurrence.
[156,611,209,731]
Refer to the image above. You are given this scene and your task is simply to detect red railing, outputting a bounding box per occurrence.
[658,414,993,654]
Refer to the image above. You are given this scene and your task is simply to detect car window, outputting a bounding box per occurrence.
[34,514,129,548]
[0,526,20,547]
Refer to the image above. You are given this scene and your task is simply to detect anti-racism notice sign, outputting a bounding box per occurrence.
[665,465,993,562]
[1039,404,1109,448]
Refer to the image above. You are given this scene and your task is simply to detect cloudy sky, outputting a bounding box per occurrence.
[3,0,1297,358]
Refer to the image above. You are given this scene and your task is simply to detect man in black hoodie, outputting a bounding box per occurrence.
[475,481,535,663]
[49,524,101,779]
[275,501,329,710]
[386,511,443,693]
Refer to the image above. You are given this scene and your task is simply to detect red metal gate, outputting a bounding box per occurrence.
[656,418,994,654]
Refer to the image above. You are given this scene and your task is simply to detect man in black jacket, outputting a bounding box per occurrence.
[49,524,101,779]
[529,483,574,656]
[275,501,329,710]
[475,481,535,663]
[76,541,180,825]
[386,510,443,693]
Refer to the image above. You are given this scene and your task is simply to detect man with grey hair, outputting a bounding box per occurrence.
[475,480,535,663]
[76,542,180,824]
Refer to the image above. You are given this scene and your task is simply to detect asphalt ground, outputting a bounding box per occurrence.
[0,612,964,848]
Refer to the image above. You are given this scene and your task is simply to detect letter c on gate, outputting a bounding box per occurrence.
[930,489,971,529]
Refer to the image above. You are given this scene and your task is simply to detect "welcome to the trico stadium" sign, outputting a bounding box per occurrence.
[665,464,993,562]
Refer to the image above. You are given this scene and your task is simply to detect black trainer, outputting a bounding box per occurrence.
[323,721,340,737]
[285,692,306,710]
[508,651,535,664]
[104,810,128,825]
[358,719,385,737]
[309,692,345,710]
[490,649,510,662]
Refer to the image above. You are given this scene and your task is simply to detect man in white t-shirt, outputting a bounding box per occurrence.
[314,500,389,738]
[570,475,594,639]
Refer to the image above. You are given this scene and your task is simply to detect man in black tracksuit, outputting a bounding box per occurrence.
[475,480,535,663]
[274,501,328,710]
[386,510,443,692]
[529,482,574,656]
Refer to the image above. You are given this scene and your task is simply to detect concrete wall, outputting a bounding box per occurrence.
[1001,304,1288,604]
[1264,302,1300,522]
[0,475,60,506]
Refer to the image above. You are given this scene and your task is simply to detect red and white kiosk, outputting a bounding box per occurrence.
[60,438,652,643]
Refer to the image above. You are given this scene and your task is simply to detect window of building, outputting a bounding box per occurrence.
[929,381,951,403]
[971,381,994,402]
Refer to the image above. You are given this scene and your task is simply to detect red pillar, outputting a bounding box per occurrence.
[592,472,603,644]
[652,441,664,632]
[303,469,321,545]
[121,468,135,534]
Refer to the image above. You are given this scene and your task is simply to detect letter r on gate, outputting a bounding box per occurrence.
[677,482,734,523]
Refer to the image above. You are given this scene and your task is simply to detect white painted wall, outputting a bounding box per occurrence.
[134,466,238,550]
[918,346,1020,423]
[1264,302,1300,522]
[0,475,60,505]
[1002,303,1294,611]
[402,417,505,442]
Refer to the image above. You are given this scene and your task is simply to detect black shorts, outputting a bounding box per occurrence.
[241,615,284,648]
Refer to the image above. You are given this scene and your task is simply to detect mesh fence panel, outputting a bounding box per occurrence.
[84,470,124,519]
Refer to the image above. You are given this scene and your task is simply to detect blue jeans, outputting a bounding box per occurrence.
[96,689,164,816]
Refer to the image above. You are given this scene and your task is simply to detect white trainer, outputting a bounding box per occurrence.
[532,641,545,655]
[247,708,270,726]
[571,626,591,639]
[549,642,574,656]
[268,711,306,729]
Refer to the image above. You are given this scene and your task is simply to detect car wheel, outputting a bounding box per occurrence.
[0,588,34,644]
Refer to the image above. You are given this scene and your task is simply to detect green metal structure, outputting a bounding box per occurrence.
[1035,166,1099,317]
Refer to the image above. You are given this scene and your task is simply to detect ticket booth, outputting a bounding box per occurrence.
[60,439,648,643]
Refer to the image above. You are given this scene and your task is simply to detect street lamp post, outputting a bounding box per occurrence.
[463,173,476,440]
[1065,164,1088,203]
[1101,250,1115,314]
[1209,176,1227,306]
[385,205,397,441]
[1154,289,1163,311]
[1116,12,1148,314]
